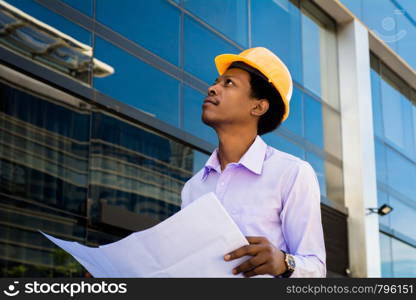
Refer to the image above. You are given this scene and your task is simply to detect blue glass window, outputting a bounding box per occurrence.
[392,239,416,277]
[377,67,415,158]
[192,150,210,174]
[371,69,383,137]
[342,0,416,69]
[96,0,180,65]
[251,0,302,83]
[89,111,194,219]
[374,139,388,183]
[183,84,217,145]
[281,87,303,136]
[262,133,305,159]
[389,196,416,240]
[60,0,93,16]
[401,96,415,158]
[386,147,416,202]
[381,77,405,149]
[396,0,416,21]
[93,38,180,127]
[396,9,416,70]
[301,12,321,97]
[362,0,400,51]
[5,0,91,45]
[413,105,416,158]
[0,82,89,215]
[379,233,393,277]
[306,152,327,197]
[340,0,363,19]
[304,95,324,149]
[184,15,240,84]
[183,0,248,47]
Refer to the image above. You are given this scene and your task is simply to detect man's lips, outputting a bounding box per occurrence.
[203,97,219,106]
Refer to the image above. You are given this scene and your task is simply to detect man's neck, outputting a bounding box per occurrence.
[216,129,257,172]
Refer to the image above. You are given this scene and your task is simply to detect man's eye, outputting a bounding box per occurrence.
[224,79,233,86]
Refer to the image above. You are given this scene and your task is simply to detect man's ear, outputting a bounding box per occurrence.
[251,99,269,117]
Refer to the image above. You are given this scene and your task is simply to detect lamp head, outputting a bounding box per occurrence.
[378,204,393,216]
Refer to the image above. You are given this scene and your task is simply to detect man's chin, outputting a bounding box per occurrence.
[201,114,217,128]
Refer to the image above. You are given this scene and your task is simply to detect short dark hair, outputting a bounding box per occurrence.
[227,61,286,135]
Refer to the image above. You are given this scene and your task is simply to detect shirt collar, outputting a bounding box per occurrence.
[201,135,268,181]
[201,149,221,181]
[239,135,268,175]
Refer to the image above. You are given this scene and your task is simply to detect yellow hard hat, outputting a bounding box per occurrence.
[215,47,293,122]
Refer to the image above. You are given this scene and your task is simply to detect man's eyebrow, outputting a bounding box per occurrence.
[215,75,240,82]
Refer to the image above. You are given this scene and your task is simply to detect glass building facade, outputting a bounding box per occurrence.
[341,0,416,70]
[0,0,413,278]
[370,55,416,277]
[340,0,415,278]
[0,79,203,276]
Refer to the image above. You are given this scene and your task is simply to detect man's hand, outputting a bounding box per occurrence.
[224,236,287,277]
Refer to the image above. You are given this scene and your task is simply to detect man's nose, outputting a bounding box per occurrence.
[208,85,218,96]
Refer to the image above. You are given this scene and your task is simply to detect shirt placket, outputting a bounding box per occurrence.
[215,164,237,201]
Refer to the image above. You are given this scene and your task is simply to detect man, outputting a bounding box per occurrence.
[181,47,326,278]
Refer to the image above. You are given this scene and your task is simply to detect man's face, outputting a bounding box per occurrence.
[202,68,256,129]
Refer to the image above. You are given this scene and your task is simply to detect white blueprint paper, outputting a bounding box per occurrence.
[40,192,251,278]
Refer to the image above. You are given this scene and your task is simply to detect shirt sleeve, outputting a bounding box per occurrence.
[279,161,327,278]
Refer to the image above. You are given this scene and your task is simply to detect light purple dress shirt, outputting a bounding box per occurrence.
[181,135,326,277]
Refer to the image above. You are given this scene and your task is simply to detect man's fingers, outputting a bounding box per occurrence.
[243,263,269,278]
[224,236,270,261]
[224,244,262,261]
[233,252,267,274]
[246,236,268,244]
